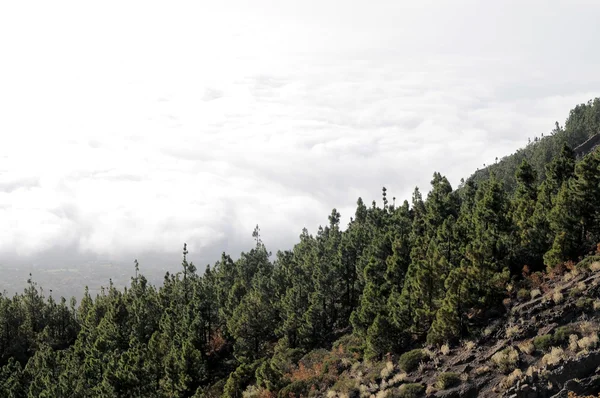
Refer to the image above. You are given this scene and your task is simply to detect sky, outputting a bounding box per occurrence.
[1,0,600,276]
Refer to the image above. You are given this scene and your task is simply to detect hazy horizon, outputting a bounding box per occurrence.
[1,0,600,297]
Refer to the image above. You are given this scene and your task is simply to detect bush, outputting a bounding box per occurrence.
[533,334,554,351]
[332,334,364,358]
[517,289,529,301]
[577,334,599,351]
[576,255,600,271]
[541,347,565,366]
[278,380,313,398]
[474,366,491,376]
[500,369,523,390]
[553,291,564,303]
[576,298,594,310]
[505,325,520,339]
[440,344,450,356]
[380,361,394,379]
[396,383,425,398]
[331,377,359,396]
[554,326,578,345]
[435,372,461,390]
[242,386,273,398]
[491,347,519,373]
[398,349,430,373]
[569,334,580,351]
[517,340,535,355]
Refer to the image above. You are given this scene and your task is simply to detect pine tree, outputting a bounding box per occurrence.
[571,149,600,246]
[544,182,581,268]
[426,265,469,345]
[546,143,575,198]
[511,159,544,269]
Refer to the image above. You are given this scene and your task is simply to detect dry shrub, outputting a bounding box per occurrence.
[518,340,535,355]
[422,348,435,358]
[379,380,388,391]
[463,340,476,351]
[289,362,323,382]
[243,386,276,398]
[530,272,544,289]
[569,334,580,351]
[506,325,521,339]
[380,361,394,379]
[474,366,491,376]
[491,347,519,373]
[553,290,564,303]
[567,391,600,397]
[579,321,597,335]
[530,289,542,299]
[440,344,450,356]
[577,334,599,351]
[525,366,537,377]
[388,372,407,387]
[375,390,390,398]
[594,300,600,311]
[590,262,600,272]
[358,384,369,398]
[207,329,227,355]
[541,347,565,366]
[500,369,523,390]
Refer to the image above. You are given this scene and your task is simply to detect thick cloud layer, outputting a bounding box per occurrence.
[0,0,599,274]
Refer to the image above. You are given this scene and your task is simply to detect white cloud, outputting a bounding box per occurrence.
[0,0,599,274]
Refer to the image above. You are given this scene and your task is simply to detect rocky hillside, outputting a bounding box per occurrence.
[271,256,600,398]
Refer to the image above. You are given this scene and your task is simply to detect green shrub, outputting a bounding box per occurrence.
[576,255,600,270]
[398,349,430,373]
[331,377,359,396]
[278,380,313,398]
[533,334,554,351]
[576,298,594,310]
[396,383,425,398]
[332,334,364,357]
[554,326,578,345]
[517,288,530,301]
[435,372,461,390]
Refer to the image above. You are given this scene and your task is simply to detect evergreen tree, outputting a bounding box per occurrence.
[544,182,581,268]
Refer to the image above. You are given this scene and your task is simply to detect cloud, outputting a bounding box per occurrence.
[0,176,40,193]
[0,0,599,294]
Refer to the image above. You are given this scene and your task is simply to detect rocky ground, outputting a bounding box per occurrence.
[316,258,600,398]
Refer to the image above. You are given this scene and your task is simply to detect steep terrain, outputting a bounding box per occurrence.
[269,257,600,398]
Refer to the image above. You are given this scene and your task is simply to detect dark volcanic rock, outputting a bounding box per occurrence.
[547,351,600,387]
[434,383,478,398]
